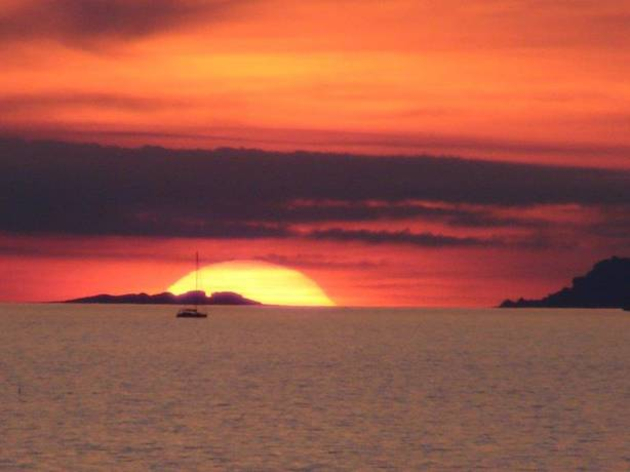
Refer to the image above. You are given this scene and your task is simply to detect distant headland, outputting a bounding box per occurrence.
[500,256,630,309]
[64,290,262,306]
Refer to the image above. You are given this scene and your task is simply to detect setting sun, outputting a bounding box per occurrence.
[168,260,335,307]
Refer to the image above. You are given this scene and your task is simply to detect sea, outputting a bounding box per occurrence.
[1,304,629,471]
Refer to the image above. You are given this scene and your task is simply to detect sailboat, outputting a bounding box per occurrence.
[177,252,208,318]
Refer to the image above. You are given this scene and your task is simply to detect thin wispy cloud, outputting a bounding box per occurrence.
[308,228,499,248]
[0,93,191,112]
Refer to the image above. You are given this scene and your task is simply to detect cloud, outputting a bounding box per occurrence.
[0,0,251,47]
[1,138,629,246]
[282,200,546,228]
[0,93,189,113]
[259,253,386,270]
[586,205,630,241]
[308,228,498,248]
[15,126,630,167]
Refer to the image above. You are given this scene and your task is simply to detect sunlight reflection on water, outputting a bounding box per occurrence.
[1,304,629,471]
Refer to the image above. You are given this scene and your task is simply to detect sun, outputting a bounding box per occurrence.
[167,260,335,307]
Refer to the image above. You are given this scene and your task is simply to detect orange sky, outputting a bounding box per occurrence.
[1,0,629,306]
[1,0,629,167]
[0,229,624,306]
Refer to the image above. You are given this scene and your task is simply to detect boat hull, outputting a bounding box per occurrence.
[177,309,207,318]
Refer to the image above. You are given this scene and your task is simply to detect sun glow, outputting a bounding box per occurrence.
[167,260,335,306]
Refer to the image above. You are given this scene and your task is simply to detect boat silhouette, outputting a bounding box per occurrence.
[177,252,207,318]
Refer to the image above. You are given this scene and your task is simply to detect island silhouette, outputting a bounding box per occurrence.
[500,256,630,309]
[64,290,262,306]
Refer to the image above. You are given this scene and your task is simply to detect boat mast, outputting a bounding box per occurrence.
[195,251,199,310]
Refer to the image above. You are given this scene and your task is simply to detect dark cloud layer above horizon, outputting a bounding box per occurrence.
[1,137,629,248]
[0,0,250,46]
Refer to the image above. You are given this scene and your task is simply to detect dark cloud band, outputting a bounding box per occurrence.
[1,137,629,245]
[0,0,250,46]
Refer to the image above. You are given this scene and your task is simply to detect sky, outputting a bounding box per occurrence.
[1,0,629,306]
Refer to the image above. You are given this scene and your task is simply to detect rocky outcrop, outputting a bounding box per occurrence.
[500,256,630,308]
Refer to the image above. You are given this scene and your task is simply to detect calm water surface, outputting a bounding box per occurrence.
[1,304,629,471]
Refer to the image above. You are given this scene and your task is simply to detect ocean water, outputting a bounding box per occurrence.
[1,304,629,471]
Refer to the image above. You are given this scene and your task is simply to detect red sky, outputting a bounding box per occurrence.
[1,0,629,306]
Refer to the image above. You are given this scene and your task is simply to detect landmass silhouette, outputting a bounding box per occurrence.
[500,256,630,309]
[64,290,262,306]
